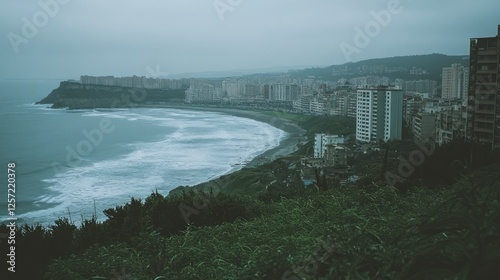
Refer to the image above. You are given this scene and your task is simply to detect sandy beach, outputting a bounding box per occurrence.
[142,105,307,167]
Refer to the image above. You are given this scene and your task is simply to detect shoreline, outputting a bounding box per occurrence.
[141,104,307,168]
[12,104,308,225]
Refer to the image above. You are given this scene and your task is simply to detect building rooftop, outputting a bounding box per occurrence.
[357,85,402,91]
[470,24,500,39]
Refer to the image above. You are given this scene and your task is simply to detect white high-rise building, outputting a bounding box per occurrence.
[356,87,403,143]
[441,64,469,100]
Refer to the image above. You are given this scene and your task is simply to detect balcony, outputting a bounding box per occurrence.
[477,139,493,146]
[474,94,496,102]
[477,58,499,63]
[474,117,495,123]
[474,126,494,133]
[477,69,497,74]
[475,49,498,55]
[475,82,498,87]
[474,109,495,115]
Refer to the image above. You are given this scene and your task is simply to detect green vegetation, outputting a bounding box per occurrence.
[45,186,446,279]
[298,116,355,139]
[1,190,261,279]
[171,156,303,198]
[349,138,500,189]
[256,110,310,123]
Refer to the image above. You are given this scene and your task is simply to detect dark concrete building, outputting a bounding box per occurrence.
[468,25,500,149]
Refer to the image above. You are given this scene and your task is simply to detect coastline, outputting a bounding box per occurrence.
[5,101,307,225]
[141,104,307,168]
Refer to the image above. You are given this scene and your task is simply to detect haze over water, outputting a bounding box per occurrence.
[0,80,285,226]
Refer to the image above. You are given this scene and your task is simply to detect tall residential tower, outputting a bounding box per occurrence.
[442,64,469,100]
[468,25,500,149]
[356,87,403,143]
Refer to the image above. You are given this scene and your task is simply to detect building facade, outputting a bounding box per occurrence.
[442,64,469,100]
[324,145,347,167]
[404,79,438,96]
[403,97,423,127]
[468,25,500,149]
[314,134,345,158]
[331,91,357,118]
[356,87,403,143]
[412,113,436,142]
[435,106,468,146]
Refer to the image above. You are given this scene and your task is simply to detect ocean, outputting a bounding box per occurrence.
[0,80,285,226]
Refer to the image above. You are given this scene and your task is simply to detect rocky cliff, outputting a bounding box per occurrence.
[37,81,186,109]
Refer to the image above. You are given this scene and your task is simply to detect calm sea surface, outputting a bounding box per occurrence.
[0,80,285,225]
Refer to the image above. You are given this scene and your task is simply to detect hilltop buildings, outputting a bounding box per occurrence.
[404,79,438,96]
[80,75,187,89]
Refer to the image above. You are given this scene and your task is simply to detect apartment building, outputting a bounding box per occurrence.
[468,25,500,149]
[442,64,469,100]
[356,87,403,143]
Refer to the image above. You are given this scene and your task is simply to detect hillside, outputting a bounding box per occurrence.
[288,53,469,82]
[36,81,186,109]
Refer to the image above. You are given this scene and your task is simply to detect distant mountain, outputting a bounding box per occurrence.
[288,54,469,82]
[165,65,317,79]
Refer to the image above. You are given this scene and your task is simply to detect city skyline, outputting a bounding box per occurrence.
[1,0,499,79]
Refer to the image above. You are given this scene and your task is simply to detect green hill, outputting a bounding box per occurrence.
[289,53,469,82]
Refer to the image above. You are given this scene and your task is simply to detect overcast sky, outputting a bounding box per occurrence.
[1,0,499,79]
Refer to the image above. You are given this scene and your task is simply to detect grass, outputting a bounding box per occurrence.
[254,110,310,123]
[45,185,449,279]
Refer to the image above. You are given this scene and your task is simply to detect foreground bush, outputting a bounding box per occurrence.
[44,185,446,279]
[44,166,500,279]
[1,190,260,280]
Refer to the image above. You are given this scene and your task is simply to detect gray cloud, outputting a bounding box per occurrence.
[1,0,499,79]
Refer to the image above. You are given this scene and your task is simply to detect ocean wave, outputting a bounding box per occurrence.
[16,108,285,225]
